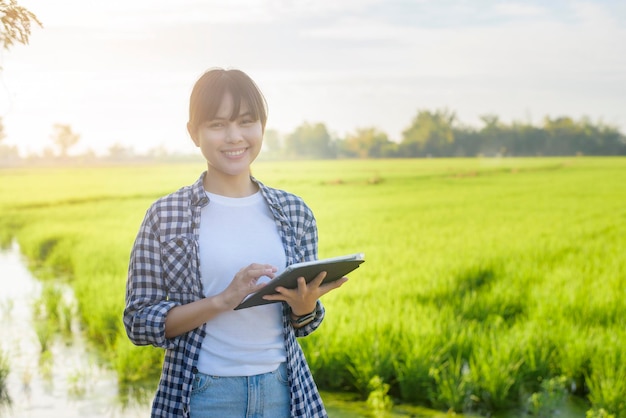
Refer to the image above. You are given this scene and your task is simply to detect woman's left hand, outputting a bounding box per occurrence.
[262,271,348,316]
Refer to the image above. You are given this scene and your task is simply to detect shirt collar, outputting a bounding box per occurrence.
[190,172,209,207]
[254,175,287,217]
[190,172,283,216]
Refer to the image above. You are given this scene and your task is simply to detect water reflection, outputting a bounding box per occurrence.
[0,241,151,417]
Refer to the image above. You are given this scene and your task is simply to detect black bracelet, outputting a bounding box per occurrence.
[291,310,316,326]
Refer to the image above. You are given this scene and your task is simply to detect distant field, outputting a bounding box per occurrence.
[0,157,624,417]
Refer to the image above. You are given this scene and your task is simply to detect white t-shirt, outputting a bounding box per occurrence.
[196,190,287,376]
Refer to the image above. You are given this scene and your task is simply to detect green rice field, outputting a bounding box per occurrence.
[0,157,624,417]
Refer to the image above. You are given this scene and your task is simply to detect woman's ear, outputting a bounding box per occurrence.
[187,123,200,147]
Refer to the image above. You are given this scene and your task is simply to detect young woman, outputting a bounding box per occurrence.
[123,68,347,418]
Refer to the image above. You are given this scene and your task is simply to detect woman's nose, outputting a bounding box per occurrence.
[225,124,243,143]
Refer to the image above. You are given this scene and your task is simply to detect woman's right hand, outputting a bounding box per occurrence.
[164,263,277,338]
[219,263,277,309]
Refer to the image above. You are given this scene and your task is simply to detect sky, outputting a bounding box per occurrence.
[1,0,625,156]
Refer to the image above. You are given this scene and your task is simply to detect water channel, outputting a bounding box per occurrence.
[0,241,149,417]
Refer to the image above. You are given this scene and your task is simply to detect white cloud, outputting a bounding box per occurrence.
[493,2,547,17]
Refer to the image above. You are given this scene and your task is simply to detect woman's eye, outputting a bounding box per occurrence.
[207,122,224,129]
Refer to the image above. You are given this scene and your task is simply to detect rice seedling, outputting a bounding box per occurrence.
[66,368,91,398]
[525,376,569,417]
[0,350,11,409]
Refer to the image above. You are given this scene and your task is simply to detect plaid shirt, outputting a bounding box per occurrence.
[124,172,328,418]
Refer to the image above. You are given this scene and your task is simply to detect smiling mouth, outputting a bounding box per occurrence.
[223,149,246,157]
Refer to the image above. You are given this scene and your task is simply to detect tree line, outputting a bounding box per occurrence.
[0,121,200,165]
[2,110,626,166]
[265,109,626,159]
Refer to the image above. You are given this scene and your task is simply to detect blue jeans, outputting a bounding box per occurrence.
[189,363,290,418]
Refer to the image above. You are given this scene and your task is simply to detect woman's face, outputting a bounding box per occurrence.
[190,93,263,180]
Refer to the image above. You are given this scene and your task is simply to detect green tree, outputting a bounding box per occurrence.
[478,114,509,156]
[107,142,134,160]
[51,124,80,157]
[342,127,396,158]
[451,124,481,157]
[542,116,581,155]
[400,109,456,157]
[0,0,41,50]
[594,122,626,155]
[284,122,334,159]
[508,120,547,156]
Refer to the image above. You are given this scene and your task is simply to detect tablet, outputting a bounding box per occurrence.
[235,252,365,310]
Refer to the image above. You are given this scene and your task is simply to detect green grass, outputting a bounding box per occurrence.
[0,349,9,409]
[0,157,624,416]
